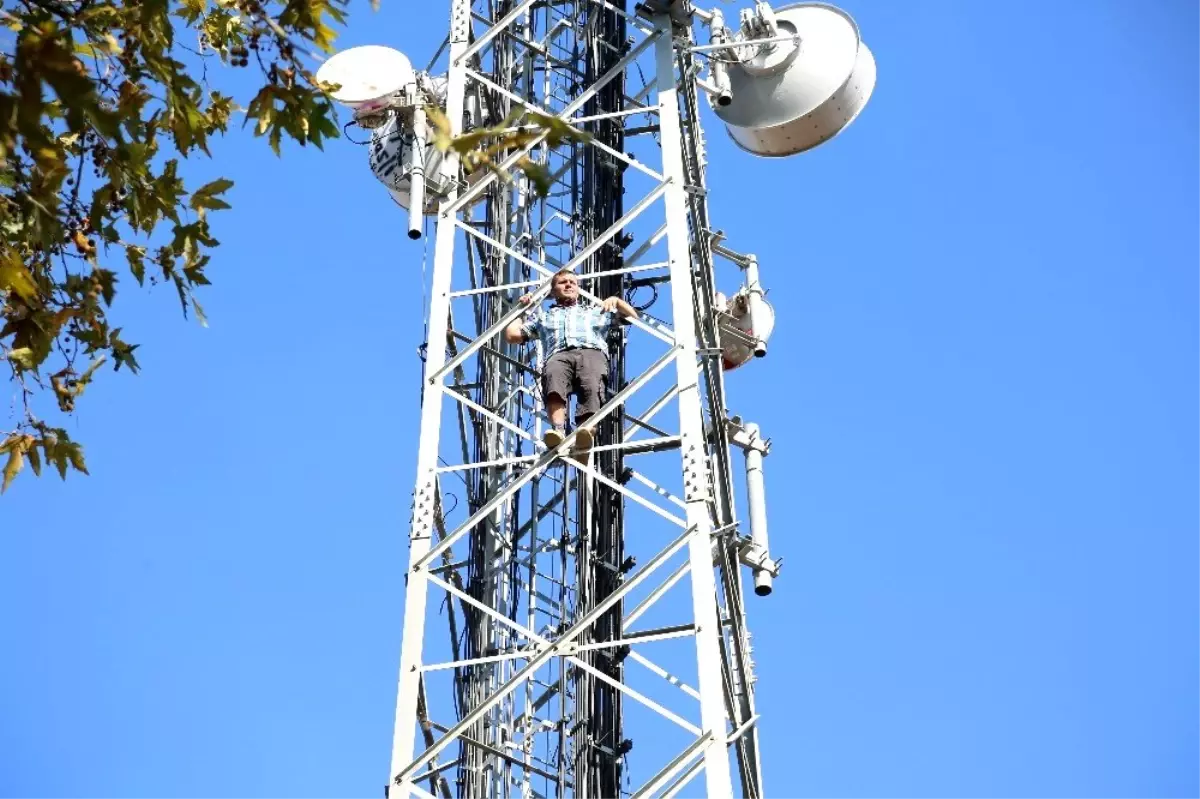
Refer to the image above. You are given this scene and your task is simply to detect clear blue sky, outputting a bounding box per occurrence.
[2,0,1196,797]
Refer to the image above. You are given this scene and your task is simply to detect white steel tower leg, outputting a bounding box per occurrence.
[390,0,471,793]
[654,18,735,799]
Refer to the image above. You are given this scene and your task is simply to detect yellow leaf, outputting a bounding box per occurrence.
[78,355,106,385]
[189,178,233,211]
[425,105,452,151]
[66,443,88,475]
[0,252,37,301]
[2,444,24,493]
[7,347,35,370]
[75,36,121,56]
[256,107,274,135]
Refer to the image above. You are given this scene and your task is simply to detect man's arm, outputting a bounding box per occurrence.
[503,320,526,344]
[504,294,537,344]
[600,296,639,321]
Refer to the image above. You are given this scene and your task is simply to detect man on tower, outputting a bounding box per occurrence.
[505,268,639,456]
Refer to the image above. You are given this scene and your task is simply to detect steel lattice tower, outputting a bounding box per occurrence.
[334,0,874,795]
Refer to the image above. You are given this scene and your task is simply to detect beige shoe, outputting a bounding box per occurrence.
[543,428,566,450]
[571,427,594,463]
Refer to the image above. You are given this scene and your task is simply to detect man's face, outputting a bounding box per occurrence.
[552,273,579,302]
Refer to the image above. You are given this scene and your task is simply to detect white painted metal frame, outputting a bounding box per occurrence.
[388,3,761,798]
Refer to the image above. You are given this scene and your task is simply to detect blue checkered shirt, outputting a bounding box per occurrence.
[521,301,616,359]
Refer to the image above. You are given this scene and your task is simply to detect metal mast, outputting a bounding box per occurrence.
[309,1,875,796]
[390,2,770,797]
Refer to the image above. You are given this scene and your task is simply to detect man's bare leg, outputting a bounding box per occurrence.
[544,392,568,449]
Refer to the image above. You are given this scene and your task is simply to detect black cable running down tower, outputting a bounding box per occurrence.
[573,2,628,797]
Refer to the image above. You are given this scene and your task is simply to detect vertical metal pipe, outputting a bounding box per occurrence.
[744,255,768,358]
[408,105,428,240]
[707,10,732,107]
[744,423,772,596]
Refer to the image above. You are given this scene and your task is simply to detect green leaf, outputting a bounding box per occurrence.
[9,314,53,368]
[206,91,235,131]
[313,111,339,141]
[183,261,211,286]
[110,329,141,373]
[517,157,552,197]
[189,178,234,211]
[65,442,88,475]
[95,269,117,306]
[127,246,146,286]
[177,0,208,24]
[50,441,69,480]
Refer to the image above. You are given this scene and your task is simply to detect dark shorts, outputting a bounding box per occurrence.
[543,348,609,420]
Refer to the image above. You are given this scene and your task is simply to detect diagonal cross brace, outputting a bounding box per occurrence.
[452,0,540,66]
[414,343,680,571]
[464,67,666,184]
[567,457,688,528]
[454,214,678,348]
[430,176,672,386]
[426,571,703,736]
[444,29,662,216]
[395,521,697,787]
[630,733,714,799]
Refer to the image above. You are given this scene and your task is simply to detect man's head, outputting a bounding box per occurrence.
[550,269,579,304]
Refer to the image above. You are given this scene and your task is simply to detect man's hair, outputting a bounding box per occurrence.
[550,269,578,300]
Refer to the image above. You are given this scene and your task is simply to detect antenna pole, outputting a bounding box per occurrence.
[653,17,735,799]
[388,1,470,794]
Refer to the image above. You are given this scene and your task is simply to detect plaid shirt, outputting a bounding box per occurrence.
[521,301,616,359]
